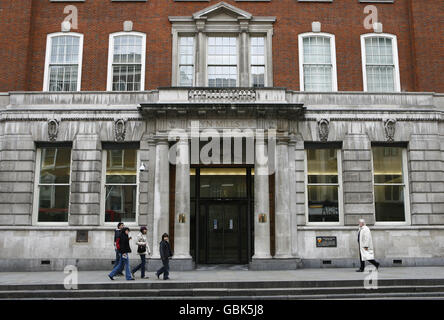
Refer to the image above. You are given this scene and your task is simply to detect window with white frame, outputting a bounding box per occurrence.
[107,32,146,91]
[43,33,83,92]
[103,148,138,223]
[361,34,400,92]
[34,147,72,223]
[372,146,408,222]
[250,36,266,88]
[178,36,195,86]
[306,146,341,223]
[207,36,238,87]
[299,33,337,92]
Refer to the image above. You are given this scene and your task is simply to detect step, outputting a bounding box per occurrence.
[1,285,444,299]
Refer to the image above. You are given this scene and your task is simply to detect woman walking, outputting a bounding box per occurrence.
[131,226,151,279]
[156,233,173,280]
[109,227,135,281]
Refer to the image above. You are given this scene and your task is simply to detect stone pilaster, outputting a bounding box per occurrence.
[0,134,35,225]
[252,138,271,259]
[288,135,299,257]
[342,134,374,226]
[173,139,191,259]
[69,134,101,226]
[294,137,306,227]
[274,138,292,258]
[151,138,170,259]
[409,134,444,225]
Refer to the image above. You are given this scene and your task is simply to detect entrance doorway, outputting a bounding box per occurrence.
[191,167,254,265]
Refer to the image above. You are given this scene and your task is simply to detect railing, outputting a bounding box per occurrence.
[188,88,256,103]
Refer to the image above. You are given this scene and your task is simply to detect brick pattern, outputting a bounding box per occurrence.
[0,134,35,225]
[409,135,444,225]
[69,134,102,226]
[342,134,375,226]
[0,0,442,92]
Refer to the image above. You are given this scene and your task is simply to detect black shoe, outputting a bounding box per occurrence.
[108,275,114,280]
[141,276,148,279]
[356,269,364,272]
[163,277,170,280]
[128,278,135,281]
[156,273,160,279]
[376,263,380,270]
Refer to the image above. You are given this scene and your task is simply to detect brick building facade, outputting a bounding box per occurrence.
[0,0,443,271]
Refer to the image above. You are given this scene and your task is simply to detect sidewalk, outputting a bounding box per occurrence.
[1,267,444,286]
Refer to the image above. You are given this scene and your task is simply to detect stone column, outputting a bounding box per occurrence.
[274,137,292,258]
[253,138,271,259]
[239,21,250,87]
[288,135,298,257]
[151,138,169,259]
[70,133,101,226]
[195,19,206,87]
[173,139,191,258]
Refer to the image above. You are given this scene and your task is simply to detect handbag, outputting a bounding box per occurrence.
[137,244,146,253]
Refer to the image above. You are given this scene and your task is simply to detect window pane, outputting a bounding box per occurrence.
[105,185,137,222]
[374,185,405,222]
[307,148,338,183]
[308,185,339,222]
[365,37,396,92]
[106,149,137,184]
[208,36,237,87]
[113,35,142,64]
[38,185,70,222]
[112,64,142,91]
[251,36,265,87]
[49,65,78,92]
[303,65,332,92]
[303,36,331,64]
[372,147,403,183]
[40,148,71,184]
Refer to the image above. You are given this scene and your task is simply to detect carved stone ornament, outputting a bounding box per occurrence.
[318,119,330,142]
[114,119,127,142]
[47,119,59,142]
[384,119,396,142]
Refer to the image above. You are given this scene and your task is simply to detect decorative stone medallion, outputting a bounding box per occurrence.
[47,119,59,141]
[114,119,127,142]
[318,119,330,142]
[384,119,396,142]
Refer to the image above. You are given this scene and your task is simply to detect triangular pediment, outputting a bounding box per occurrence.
[192,1,252,21]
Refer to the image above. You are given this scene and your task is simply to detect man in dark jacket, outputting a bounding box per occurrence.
[109,227,135,281]
[156,233,173,280]
[113,222,124,276]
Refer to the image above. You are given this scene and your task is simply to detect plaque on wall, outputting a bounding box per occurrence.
[316,236,337,248]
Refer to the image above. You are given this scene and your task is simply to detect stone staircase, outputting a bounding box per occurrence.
[1,278,444,300]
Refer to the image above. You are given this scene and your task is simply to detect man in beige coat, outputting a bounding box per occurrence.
[356,219,380,272]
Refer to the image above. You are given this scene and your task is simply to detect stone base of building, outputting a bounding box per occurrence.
[147,258,195,272]
[249,258,303,270]
[301,257,444,269]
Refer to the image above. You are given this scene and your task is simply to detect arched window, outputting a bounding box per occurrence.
[298,33,338,92]
[361,33,401,92]
[107,32,146,91]
[43,32,83,92]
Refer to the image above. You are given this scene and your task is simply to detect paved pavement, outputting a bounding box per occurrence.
[1,267,444,285]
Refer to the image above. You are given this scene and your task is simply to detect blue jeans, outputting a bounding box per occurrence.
[114,249,124,274]
[132,254,146,278]
[109,253,132,280]
[156,259,170,279]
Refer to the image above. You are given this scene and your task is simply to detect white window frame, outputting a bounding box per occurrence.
[43,32,84,92]
[298,32,338,92]
[100,149,140,227]
[106,31,147,91]
[177,35,196,87]
[206,35,240,88]
[304,148,343,225]
[371,147,410,226]
[32,147,73,226]
[361,33,401,92]
[249,35,268,88]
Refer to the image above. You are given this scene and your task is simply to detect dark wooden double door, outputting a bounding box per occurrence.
[198,200,249,264]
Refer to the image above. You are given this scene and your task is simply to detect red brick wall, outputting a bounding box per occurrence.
[0,0,442,93]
